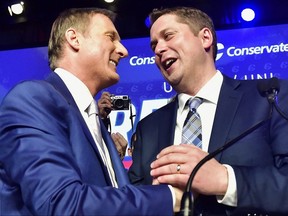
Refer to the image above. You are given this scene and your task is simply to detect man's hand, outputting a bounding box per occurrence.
[173,186,184,213]
[111,132,128,160]
[150,144,228,196]
[97,91,113,119]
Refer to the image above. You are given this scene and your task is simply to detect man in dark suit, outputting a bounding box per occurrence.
[0,8,183,215]
[128,7,288,215]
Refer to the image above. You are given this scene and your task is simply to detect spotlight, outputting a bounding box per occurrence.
[241,8,255,22]
[145,16,151,28]
[104,0,115,3]
[8,1,24,16]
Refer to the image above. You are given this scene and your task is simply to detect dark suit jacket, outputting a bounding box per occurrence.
[128,75,288,216]
[0,72,173,216]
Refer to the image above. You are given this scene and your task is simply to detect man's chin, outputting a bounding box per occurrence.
[105,76,119,87]
[112,75,120,83]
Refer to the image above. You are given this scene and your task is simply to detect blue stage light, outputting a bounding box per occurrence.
[145,16,151,28]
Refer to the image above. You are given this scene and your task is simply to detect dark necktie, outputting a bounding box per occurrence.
[182,97,203,148]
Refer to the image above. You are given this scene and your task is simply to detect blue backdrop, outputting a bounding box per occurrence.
[1,24,288,166]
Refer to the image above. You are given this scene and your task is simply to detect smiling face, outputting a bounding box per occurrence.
[77,14,128,93]
[150,14,215,95]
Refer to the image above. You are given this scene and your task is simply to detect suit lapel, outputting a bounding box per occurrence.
[99,119,130,187]
[45,73,97,151]
[45,73,112,183]
[209,76,242,161]
[158,97,179,150]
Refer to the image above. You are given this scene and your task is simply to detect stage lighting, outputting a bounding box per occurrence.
[104,0,115,3]
[241,8,255,22]
[8,2,24,16]
[145,16,151,28]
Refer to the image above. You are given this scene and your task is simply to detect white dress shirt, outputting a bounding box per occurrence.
[54,68,118,188]
[173,71,237,206]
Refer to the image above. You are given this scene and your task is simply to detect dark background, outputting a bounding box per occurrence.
[1,0,288,50]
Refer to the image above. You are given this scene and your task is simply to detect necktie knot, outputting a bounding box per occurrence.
[182,97,203,148]
[86,100,98,116]
[187,97,202,112]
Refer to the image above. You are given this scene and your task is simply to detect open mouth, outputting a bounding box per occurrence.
[163,58,176,70]
[109,59,118,67]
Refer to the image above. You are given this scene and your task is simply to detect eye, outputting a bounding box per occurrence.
[106,33,115,41]
[164,32,174,40]
[150,43,156,52]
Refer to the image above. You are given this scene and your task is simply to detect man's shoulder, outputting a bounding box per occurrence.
[1,79,61,109]
[6,80,53,97]
[139,98,177,124]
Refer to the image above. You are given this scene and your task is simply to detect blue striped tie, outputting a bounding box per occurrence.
[182,97,203,148]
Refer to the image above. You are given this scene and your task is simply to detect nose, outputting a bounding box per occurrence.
[154,42,167,56]
[116,42,128,58]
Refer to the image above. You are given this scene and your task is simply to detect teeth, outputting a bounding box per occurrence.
[109,60,117,66]
[165,59,173,67]
[164,58,176,68]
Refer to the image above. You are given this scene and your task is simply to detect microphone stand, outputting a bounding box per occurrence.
[265,87,288,121]
[178,100,274,216]
[271,94,288,121]
[259,78,288,122]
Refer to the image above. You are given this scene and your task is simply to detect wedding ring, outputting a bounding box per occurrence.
[176,164,181,173]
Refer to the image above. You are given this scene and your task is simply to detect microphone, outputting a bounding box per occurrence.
[178,78,279,216]
[257,77,279,104]
[257,77,288,121]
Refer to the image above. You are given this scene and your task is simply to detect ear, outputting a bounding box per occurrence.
[200,28,213,50]
[65,28,80,51]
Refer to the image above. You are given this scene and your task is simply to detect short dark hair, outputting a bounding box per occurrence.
[149,7,218,61]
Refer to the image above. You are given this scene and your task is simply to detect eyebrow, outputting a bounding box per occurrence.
[149,28,168,50]
[106,30,121,41]
[150,39,157,49]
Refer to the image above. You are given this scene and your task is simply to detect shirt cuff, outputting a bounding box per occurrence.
[168,184,176,207]
[216,164,237,207]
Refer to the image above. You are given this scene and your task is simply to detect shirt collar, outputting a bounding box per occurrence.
[178,70,223,112]
[54,68,94,113]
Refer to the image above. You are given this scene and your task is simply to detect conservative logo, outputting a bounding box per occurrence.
[216,42,288,61]
[129,56,155,66]
[128,42,288,65]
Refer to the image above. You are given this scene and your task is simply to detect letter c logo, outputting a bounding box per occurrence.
[216,43,224,61]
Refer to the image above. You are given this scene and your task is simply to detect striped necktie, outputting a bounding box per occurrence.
[182,97,203,148]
